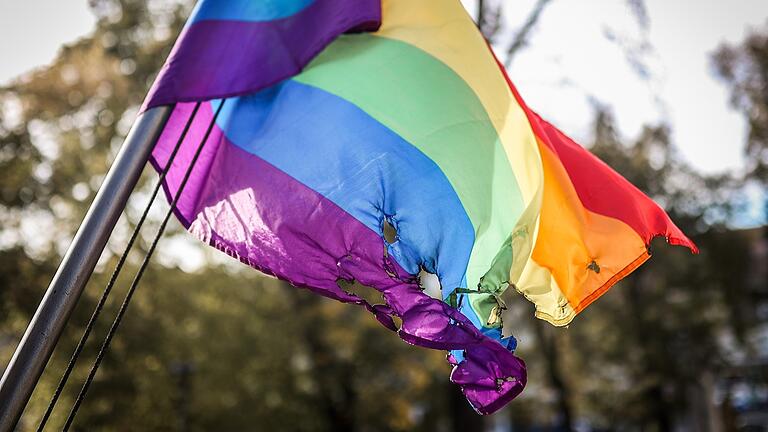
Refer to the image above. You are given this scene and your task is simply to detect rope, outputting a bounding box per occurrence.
[35,103,202,431]
[59,99,225,430]
[60,99,225,430]
[61,99,225,431]
[63,99,226,431]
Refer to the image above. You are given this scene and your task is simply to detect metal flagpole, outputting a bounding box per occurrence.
[0,105,172,432]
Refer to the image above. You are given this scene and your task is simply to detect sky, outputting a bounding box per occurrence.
[0,1,766,176]
[482,0,768,176]
[0,1,95,85]
[0,1,764,265]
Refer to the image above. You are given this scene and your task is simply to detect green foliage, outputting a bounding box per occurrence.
[715,21,768,184]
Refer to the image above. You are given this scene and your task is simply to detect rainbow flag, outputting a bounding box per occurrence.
[144,0,697,414]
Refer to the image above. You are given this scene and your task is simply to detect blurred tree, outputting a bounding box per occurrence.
[0,1,454,430]
[715,21,768,185]
[1,1,765,432]
[476,0,554,64]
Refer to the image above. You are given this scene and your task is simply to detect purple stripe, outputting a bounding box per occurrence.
[150,102,526,413]
[142,0,380,111]
[149,103,223,226]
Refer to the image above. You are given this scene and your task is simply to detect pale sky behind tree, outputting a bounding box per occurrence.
[1,0,766,219]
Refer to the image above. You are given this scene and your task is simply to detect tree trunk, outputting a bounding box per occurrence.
[625,277,674,432]
[449,383,485,432]
[285,285,357,431]
[532,319,575,431]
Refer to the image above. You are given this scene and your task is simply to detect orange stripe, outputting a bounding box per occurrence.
[573,250,650,314]
[532,140,648,310]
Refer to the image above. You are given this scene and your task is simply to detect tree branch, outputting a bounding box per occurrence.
[477,0,485,30]
[505,0,554,67]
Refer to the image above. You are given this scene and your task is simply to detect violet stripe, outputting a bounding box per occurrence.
[142,0,380,111]
[149,102,223,226]
[198,139,526,414]
[150,102,526,413]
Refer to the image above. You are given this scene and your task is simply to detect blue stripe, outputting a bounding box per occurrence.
[190,0,314,23]
[209,80,475,297]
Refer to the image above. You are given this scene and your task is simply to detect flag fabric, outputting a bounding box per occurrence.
[144,0,697,414]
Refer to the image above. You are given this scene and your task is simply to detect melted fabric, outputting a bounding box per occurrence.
[144,0,697,414]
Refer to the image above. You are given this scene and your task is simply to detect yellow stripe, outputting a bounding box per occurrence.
[375,0,655,327]
[376,0,542,204]
[529,141,649,325]
[376,0,546,296]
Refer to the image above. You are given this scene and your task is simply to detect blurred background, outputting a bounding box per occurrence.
[0,0,766,430]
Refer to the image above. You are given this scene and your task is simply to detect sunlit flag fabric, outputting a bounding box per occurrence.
[143,0,698,414]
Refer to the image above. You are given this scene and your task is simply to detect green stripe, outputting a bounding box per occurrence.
[295,33,524,295]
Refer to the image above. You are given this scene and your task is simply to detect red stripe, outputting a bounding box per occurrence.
[486,45,697,254]
[531,115,697,252]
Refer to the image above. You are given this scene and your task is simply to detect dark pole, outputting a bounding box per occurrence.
[477,0,486,32]
[170,362,194,432]
[0,106,172,431]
